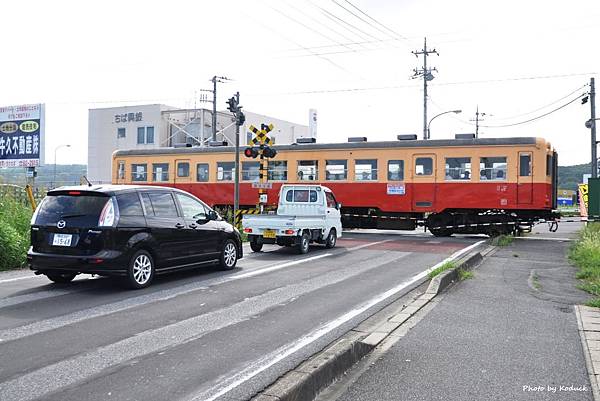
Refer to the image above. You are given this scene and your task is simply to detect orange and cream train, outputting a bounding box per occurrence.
[112,136,558,236]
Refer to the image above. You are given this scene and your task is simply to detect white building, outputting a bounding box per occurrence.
[87,104,312,183]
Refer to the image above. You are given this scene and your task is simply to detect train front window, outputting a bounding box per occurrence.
[355,159,377,181]
[519,154,531,176]
[326,160,347,180]
[132,164,147,182]
[152,163,169,182]
[217,162,235,181]
[415,158,433,176]
[388,160,404,181]
[297,160,318,181]
[268,161,288,181]
[445,157,471,180]
[242,161,260,181]
[479,157,507,180]
[196,163,209,182]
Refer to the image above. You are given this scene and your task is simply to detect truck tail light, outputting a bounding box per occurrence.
[284,229,294,235]
[243,228,252,233]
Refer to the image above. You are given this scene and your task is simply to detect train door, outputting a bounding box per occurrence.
[411,154,436,210]
[175,159,192,184]
[517,152,533,204]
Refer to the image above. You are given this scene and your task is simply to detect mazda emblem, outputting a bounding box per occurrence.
[57,220,66,229]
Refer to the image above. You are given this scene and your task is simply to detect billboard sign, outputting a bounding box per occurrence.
[0,104,44,168]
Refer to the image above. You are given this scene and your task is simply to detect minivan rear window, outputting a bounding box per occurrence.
[35,194,109,226]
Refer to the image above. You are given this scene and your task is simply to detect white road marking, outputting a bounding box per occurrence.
[191,240,486,401]
[347,239,393,251]
[0,275,37,284]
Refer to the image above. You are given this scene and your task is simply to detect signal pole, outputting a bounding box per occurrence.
[412,37,438,140]
[226,92,245,225]
[591,77,597,178]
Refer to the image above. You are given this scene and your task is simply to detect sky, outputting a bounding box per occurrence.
[1,0,598,166]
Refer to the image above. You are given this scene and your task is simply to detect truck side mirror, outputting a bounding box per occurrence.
[336,203,342,210]
[207,210,218,220]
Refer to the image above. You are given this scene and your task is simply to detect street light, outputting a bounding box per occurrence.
[53,144,71,188]
[426,110,462,140]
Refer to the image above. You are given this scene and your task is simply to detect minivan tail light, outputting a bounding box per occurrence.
[98,198,118,227]
[68,191,81,195]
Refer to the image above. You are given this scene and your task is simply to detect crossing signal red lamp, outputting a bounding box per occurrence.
[262,146,277,158]
[244,147,258,158]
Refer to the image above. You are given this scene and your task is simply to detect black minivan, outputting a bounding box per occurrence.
[28,185,243,289]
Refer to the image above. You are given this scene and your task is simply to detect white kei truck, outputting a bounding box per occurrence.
[242,185,343,254]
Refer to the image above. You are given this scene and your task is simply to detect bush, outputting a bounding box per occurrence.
[569,223,600,305]
[491,234,514,246]
[0,197,32,271]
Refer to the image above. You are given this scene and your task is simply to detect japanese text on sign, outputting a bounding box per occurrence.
[114,112,143,123]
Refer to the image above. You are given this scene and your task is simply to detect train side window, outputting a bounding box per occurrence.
[445,157,471,180]
[479,157,507,180]
[546,154,552,176]
[117,161,125,180]
[326,160,347,180]
[268,161,288,181]
[355,159,377,181]
[415,157,433,176]
[519,154,531,176]
[196,163,209,182]
[132,164,147,182]
[388,160,404,181]
[152,163,169,182]
[217,162,235,181]
[242,161,260,181]
[297,160,318,181]
[177,162,190,178]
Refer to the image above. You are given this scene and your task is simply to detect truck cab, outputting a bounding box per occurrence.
[243,185,342,254]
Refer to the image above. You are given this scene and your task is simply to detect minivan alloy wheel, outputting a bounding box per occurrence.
[133,254,152,285]
[224,242,236,267]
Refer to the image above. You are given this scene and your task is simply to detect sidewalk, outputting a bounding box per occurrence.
[335,223,594,401]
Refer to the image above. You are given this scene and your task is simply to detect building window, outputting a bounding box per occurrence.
[131,164,147,181]
[217,162,235,181]
[268,161,288,181]
[297,160,318,181]
[355,159,377,181]
[152,163,169,182]
[196,163,209,182]
[480,157,507,180]
[388,160,404,181]
[117,128,126,139]
[415,157,433,176]
[242,161,260,181]
[137,126,155,144]
[445,157,471,180]
[325,160,347,180]
[177,162,190,178]
[117,161,125,179]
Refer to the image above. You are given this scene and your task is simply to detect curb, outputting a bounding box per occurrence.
[253,247,486,401]
[575,305,600,401]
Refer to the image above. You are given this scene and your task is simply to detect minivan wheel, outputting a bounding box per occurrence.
[298,232,310,254]
[219,240,238,270]
[325,228,337,249]
[126,250,155,289]
[46,272,77,284]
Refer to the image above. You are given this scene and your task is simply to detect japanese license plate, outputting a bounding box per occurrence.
[52,233,73,247]
[263,229,276,239]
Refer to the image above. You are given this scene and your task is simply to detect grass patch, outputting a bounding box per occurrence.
[458,269,474,280]
[569,223,600,306]
[0,196,32,271]
[491,234,514,246]
[531,273,541,290]
[428,261,456,279]
[586,298,600,308]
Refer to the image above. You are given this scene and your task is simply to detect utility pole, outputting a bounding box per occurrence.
[592,77,597,178]
[226,92,245,226]
[211,76,230,141]
[470,105,488,138]
[412,37,438,140]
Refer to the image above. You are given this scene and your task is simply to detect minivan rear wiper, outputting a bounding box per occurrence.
[60,214,86,219]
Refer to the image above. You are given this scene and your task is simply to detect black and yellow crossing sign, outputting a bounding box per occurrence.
[249,124,274,145]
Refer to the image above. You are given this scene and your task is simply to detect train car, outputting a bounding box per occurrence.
[112,136,558,236]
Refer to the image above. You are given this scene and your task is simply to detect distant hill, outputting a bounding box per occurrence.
[0,164,87,189]
[558,163,590,191]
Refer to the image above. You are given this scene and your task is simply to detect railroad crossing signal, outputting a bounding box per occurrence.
[249,124,274,145]
[245,123,276,208]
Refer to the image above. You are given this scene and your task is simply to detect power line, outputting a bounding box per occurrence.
[480,93,585,128]
[341,0,409,41]
[330,0,406,43]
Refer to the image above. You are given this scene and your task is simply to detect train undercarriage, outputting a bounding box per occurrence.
[340,207,560,237]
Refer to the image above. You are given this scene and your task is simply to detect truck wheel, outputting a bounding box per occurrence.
[298,232,310,254]
[250,239,263,252]
[325,228,337,249]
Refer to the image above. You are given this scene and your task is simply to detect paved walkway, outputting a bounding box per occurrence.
[336,222,594,401]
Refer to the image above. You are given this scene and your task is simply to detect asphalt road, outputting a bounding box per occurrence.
[0,231,479,401]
